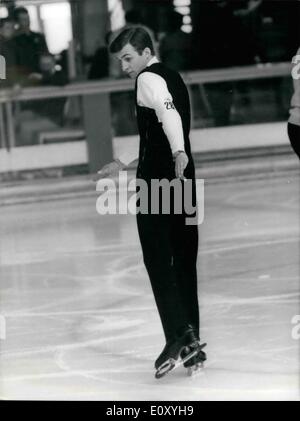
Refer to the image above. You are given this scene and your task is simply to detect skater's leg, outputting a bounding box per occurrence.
[288,122,300,159]
[136,212,188,342]
[171,214,200,336]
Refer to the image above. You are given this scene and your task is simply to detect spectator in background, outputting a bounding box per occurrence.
[192,0,240,69]
[259,0,300,63]
[288,47,300,160]
[159,11,193,71]
[38,54,68,87]
[229,1,263,119]
[0,17,17,86]
[192,0,238,126]
[13,52,68,88]
[13,7,49,79]
[88,31,111,80]
[25,53,68,125]
[0,17,15,61]
[232,0,263,64]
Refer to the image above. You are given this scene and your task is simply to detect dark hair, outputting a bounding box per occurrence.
[109,26,154,55]
[105,30,112,46]
[13,7,29,20]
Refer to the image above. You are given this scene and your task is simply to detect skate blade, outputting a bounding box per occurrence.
[155,358,176,379]
[181,348,199,366]
[155,349,199,379]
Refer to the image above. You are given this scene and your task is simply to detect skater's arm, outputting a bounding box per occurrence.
[138,73,188,179]
[137,72,186,156]
[92,159,123,181]
[93,145,138,181]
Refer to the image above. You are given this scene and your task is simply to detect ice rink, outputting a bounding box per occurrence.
[0,167,299,401]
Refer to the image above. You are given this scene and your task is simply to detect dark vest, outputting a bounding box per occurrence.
[135,62,195,180]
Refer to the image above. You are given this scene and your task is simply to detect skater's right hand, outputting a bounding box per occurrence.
[92,159,125,182]
[173,151,188,181]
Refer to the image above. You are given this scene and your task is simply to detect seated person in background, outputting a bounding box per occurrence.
[26,54,68,126]
[31,54,68,87]
[13,53,69,139]
[0,17,18,86]
[14,52,68,88]
[13,6,49,79]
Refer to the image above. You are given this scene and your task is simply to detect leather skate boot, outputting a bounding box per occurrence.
[180,326,207,374]
[154,325,203,379]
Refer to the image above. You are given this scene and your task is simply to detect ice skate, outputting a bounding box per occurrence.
[180,326,207,376]
[180,343,207,376]
[154,326,204,379]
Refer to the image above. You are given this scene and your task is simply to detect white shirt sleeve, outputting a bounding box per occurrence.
[137,72,185,155]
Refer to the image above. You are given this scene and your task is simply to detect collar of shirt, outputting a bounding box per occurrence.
[146,56,159,67]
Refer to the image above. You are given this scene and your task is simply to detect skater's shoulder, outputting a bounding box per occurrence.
[137,71,168,92]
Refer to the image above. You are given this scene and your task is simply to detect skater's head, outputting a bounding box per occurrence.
[109,26,155,79]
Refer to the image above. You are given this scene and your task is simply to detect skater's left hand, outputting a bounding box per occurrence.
[92,159,125,182]
[174,151,188,180]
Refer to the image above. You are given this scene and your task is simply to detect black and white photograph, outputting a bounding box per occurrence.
[0,0,299,402]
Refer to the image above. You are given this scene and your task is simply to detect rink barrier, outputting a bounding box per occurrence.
[0,62,292,173]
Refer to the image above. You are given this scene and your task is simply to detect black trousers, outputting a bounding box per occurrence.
[136,178,200,343]
[288,122,300,159]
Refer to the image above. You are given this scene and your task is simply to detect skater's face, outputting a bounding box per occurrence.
[115,43,152,79]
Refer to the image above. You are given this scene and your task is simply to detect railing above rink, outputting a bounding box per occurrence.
[0,61,293,150]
